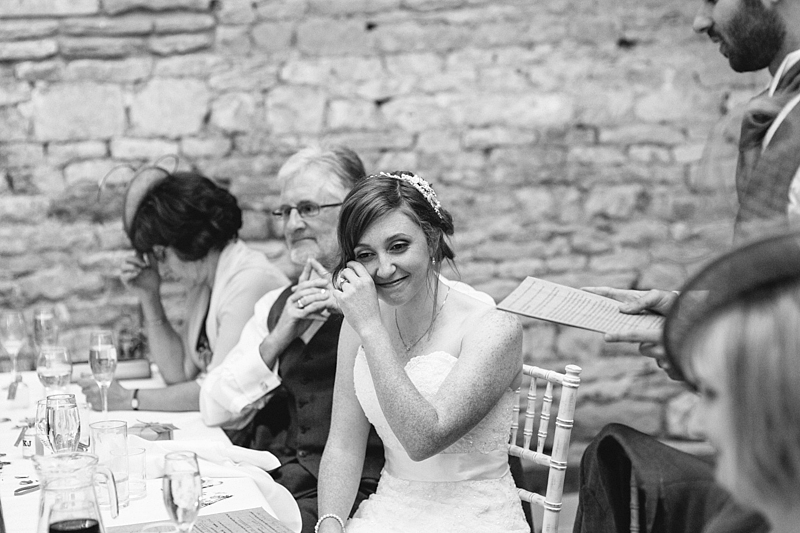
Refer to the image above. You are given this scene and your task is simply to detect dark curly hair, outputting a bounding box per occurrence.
[130,172,242,262]
[333,171,455,285]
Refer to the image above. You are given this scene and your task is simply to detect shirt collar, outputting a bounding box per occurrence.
[769,49,800,96]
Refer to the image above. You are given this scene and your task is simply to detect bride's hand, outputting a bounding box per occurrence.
[333,261,382,337]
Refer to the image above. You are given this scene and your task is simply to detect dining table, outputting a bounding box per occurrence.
[0,369,301,533]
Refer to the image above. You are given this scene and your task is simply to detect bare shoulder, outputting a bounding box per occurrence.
[459,299,521,344]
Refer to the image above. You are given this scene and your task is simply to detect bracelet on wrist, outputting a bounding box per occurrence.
[314,513,345,533]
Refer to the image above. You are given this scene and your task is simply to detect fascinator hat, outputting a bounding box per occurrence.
[97,155,179,239]
[663,230,800,383]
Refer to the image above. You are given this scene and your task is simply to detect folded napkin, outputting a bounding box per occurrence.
[129,435,301,533]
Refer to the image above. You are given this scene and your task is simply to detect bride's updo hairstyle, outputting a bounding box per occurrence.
[334,171,455,286]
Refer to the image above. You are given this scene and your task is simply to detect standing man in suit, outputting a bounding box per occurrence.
[200,145,383,533]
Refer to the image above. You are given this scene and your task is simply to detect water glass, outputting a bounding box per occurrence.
[45,394,81,453]
[89,330,117,418]
[90,420,129,508]
[125,447,147,500]
[36,345,72,397]
[36,399,54,455]
[33,307,59,348]
[163,451,201,533]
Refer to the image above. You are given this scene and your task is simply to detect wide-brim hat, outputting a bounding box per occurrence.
[97,156,178,239]
[663,229,800,383]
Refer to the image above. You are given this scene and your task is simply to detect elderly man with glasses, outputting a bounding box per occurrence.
[200,146,384,533]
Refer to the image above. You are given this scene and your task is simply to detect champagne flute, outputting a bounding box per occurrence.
[1,310,27,389]
[163,451,201,533]
[37,345,72,397]
[45,393,81,453]
[89,330,117,418]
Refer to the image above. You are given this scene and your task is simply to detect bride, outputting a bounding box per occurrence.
[317,171,529,533]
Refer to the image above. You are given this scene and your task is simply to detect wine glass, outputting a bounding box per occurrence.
[37,345,72,397]
[163,451,201,533]
[45,393,81,453]
[35,398,54,455]
[33,307,59,348]
[1,310,27,389]
[89,330,117,418]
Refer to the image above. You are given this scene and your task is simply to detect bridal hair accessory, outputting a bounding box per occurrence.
[315,513,345,533]
[97,155,180,239]
[373,171,443,220]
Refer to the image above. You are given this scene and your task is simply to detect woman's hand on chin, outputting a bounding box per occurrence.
[334,261,382,337]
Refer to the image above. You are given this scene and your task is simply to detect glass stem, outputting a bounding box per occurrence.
[102,385,109,418]
[9,353,17,383]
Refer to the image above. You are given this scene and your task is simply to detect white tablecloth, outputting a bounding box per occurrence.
[0,371,301,533]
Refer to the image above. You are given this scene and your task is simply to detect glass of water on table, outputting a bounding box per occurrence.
[37,345,72,397]
[89,330,117,418]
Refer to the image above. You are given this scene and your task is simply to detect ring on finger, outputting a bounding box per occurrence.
[297,298,304,309]
[320,288,326,295]
[338,277,348,286]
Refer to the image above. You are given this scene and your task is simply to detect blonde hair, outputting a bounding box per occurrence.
[688,281,800,507]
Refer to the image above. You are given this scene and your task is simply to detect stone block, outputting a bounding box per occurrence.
[574,400,663,441]
[308,0,398,14]
[210,92,258,133]
[130,78,209,137]
[416,130,460,153]
[0,142,44,167]
[327,98,379,131]
[584,184,647,219]
[521,321,558,363]
[18,265,105,301]
[673,143,704,164]
[568,146,627,165]
[0,81,31,106]
[15,60,64,81]
[463,93,574,128]
[494,258,547,279]
[599,124,686,146]
[471,278,521,304]
[60,15,153,36]
[635,86,704,123]
[589,248,650,272]
[148,33,214,55]
[217,0,256,24]
[0,104,30,142]
[59,36,144,58]
[32,83,125,141]
[266,86,326,134]
[103,0,211,15]
[576,87,635,125]
[375,150,418,171]
[0,195,50,223]
[296,18,371,55]
[251,21,295,53]
[546,254,589,273]
[63,159,120,185]
[554,325,605,363]
[154,12,215,33]
[0,0,99,17]
[180,136,232,158]
[373,21,469,54]
[65,57,153,82]
[214,25,251,55]
[255,0,307,19]
[208,57,280,91]
[110,138,178,159]
[240,210,269,240]
[324,130,415,152]
[0,20,59,40]
[461,127,537,149]
[153,53,222,77]
[47,141,108,165]
[0,39,57,61]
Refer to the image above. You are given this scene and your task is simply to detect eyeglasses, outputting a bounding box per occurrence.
[271,201,343,220]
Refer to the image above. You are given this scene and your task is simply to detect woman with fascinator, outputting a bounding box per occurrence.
[80,167,287,412]
[316,172,528,532]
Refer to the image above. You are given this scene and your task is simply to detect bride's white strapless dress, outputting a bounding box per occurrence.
[348,348,529,533]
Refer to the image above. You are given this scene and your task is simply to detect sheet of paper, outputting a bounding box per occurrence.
[497,277,665,334]
[108,508,293,533]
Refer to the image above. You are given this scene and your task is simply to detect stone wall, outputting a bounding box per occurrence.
[0,0,768,455]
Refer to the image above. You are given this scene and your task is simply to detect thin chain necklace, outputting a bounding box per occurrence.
[394,286,451,355]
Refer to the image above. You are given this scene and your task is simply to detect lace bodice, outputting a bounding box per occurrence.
[348,348,529,533]
[353,348,515,481]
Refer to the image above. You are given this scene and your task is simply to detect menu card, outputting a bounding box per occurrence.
[108,508,293,533]
[497,277,664,333]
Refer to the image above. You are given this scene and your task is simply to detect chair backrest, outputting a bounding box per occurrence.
[508,363,582,533]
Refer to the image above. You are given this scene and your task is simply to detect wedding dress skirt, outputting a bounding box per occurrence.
[348,349,529,533]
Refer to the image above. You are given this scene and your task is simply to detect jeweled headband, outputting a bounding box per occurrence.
[372,171,443,220]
